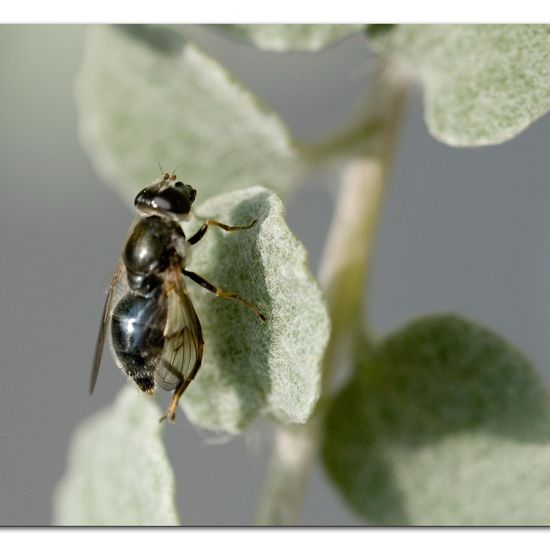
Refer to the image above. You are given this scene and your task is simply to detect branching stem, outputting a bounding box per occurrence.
[256,63,408,525]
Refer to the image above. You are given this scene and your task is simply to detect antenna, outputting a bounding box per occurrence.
[170,162,182,179]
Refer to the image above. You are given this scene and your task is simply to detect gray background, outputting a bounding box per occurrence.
[0,25,549,526]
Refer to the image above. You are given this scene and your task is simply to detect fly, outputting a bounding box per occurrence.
[90,172,266,422]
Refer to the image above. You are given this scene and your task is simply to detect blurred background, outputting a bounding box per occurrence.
[0,24,549,526]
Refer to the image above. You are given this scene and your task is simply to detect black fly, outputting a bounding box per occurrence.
[90,172,265,422]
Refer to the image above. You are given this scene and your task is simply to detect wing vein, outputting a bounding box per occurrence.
[155,267,203,392]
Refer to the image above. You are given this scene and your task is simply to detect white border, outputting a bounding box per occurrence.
[0,529,548,550]
[2,0,550,542]
[1,0,550,23]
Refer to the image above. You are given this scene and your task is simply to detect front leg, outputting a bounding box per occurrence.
[188,219,257,245]
[183,269,266,322]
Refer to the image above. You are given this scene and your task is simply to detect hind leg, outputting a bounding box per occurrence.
[183,269,266,322]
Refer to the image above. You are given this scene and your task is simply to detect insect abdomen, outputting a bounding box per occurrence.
[110,289,167,393]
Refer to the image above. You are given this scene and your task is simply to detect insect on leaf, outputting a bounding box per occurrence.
[180,186,330,433]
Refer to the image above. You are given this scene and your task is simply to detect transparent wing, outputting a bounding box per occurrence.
[89,262,126,394]
[155,266,203,392]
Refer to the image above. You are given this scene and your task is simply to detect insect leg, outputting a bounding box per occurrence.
[159,378,191,423]
[159,337,204,423]
[183,269,266,322]
[187,219,257,245]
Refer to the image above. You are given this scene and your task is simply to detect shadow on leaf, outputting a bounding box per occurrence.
[322,314,550,525]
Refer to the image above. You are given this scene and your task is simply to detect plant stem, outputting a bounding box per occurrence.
[256,64,408,526]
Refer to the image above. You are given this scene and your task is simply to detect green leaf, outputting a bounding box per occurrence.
[322,314,550,525]
[54,387,179,526]
[217,24,363,52]
[368,25,550,146]
[181,186,330,433]
[77,25,303,204]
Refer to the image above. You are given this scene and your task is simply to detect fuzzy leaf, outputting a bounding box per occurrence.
[322,314,550,525]
[180,186,329,433]
[217,24,363,52]
[368,25,550,146]
[54,387,179,526]
[77,25,303,204]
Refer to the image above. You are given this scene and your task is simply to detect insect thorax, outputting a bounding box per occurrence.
[123,215,187,293]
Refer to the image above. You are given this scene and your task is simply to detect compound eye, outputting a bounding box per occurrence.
[173,182,197,205]
[152,187,192,216]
